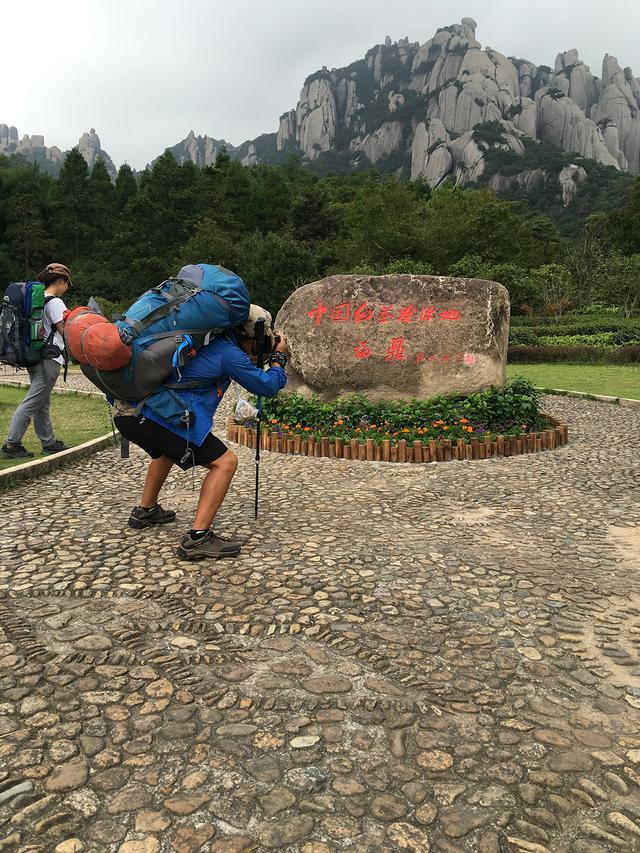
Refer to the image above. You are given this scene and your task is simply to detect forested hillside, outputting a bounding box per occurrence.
[1,147,639,323]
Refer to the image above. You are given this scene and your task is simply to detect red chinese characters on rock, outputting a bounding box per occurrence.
[354,302,374,323]
[384,337,406,362]
[354,341,373,360]
[351,342,476,365]
[330,302,351,322]
[307,302,462,327]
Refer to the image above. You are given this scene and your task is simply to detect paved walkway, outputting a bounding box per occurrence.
[0,371,640,852]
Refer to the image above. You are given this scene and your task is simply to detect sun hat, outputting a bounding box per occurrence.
[237,304,273,340]
[44,263,72,287]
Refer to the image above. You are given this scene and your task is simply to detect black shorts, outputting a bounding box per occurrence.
[114,416,228,471]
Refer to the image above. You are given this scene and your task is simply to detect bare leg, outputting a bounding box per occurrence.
[192,450,238,530]
[140,456,174,508]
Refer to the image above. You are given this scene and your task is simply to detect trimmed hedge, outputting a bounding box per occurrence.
[508,345,640,364]
[511,316,640,335]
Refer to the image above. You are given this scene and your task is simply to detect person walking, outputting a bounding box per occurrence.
[113,304,288,560]
[2,263,72,459]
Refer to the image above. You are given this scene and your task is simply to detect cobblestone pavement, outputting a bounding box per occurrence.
[1,371,640,852]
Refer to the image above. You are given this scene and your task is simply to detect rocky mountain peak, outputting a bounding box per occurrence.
[0,124,116,178]
[204,16,639,205]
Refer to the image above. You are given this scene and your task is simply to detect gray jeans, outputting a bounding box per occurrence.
[7,359,61,446]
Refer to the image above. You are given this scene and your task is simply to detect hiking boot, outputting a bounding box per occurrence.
[176,531,242,561]
[128,504,177,529]
[1,442,33,459]
[42,439,70,454]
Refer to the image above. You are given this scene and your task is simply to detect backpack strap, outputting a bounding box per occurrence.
[162,376,221,391]
[122,279,200,338]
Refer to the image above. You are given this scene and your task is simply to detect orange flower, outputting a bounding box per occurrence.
[295,423,302,429]
[459,418,468,424]
[270,419,278,424]
[303,426,311,432]
[443,426,449,431]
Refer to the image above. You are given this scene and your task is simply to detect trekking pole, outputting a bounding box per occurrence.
[106,399,128,457]
[253,318,266,519]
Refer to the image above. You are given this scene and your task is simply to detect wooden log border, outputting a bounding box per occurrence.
[226,416,568,464]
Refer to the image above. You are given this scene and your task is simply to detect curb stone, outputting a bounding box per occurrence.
[0,378,106,399]
[0,382,115,487]
[0,430,118,487]
[535,386,640,407]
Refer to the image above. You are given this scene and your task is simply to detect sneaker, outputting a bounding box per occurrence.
[1,442,34,459]
[176,531,242,561]
[42,439,70,455]
[128,504,177,529]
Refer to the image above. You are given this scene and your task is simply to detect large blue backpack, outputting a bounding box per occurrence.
[80,264,250,402]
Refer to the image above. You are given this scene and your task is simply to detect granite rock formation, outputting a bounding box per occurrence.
[180,17,638,207]
[164,130,231,168]
[76,128,117,179]
[0,124,115,178]
[276,274,510,401]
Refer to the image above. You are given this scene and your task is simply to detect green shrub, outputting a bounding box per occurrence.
[255,378,549,445]
[508,345,640,363]
[509,328,541,346]
[537,333,619,347]
[510,315,640,337]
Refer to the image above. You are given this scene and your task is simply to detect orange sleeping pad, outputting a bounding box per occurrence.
[63,307,131,371]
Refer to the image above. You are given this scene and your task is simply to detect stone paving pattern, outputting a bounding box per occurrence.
[1,368,640,852]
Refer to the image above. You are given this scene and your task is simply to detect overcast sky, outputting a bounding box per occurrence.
[4,0,640,169]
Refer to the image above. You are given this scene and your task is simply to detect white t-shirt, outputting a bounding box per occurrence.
[43,296,67,365]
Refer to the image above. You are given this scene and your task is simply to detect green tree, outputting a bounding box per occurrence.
[606,177,640,253]
[86,158,116,253]
[290,184,341,243]
[234,231,320,316]
[51,148,90,264]
[174,217,239,271]
[244,165,293,233]
[522,264,574,316]
[597,253,640,317]
[422,186,556,271]
[110,152,202,295]
[447,256,539,312]
[114,163,138,212]
[0,162,53,277]
[565,214,608,308]
[338,175,429,267]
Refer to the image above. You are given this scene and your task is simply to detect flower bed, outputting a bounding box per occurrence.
[228,378,568,463]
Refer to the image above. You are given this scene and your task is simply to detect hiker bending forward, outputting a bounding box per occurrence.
[113,305,288,560]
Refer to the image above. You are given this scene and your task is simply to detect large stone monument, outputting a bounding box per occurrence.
[276,275,510,400]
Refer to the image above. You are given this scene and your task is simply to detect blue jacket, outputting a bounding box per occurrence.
[142,333,287,445]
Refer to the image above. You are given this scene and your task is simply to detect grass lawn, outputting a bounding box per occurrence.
[507,364,640,400]
[0,386,113,470]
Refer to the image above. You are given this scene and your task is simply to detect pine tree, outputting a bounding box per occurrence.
[0,162,53,277]
[114,163,138,212]
[86,158,116,252]
[51,148,90,264]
